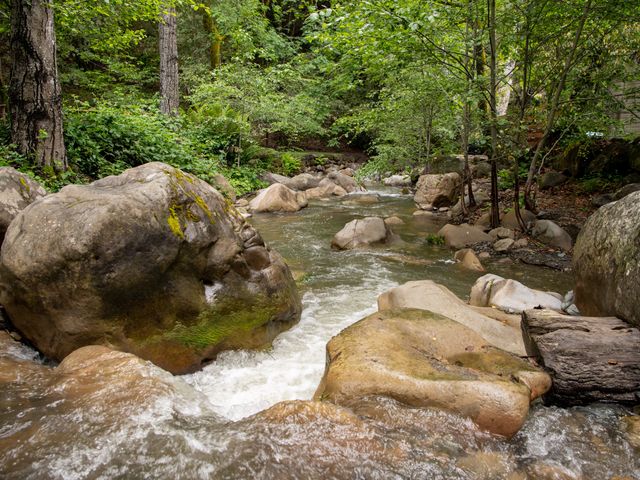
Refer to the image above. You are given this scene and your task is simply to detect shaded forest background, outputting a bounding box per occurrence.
[0,0,638,202]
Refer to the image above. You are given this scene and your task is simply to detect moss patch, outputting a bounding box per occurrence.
[162,295,283,351]
[167,206,184,239]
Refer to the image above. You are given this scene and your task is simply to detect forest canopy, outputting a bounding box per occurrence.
[0,0,638,200]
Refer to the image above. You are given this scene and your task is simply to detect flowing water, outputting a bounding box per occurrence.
[1,187,638,479]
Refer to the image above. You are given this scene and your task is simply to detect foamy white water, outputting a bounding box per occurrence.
[185,278,398,420]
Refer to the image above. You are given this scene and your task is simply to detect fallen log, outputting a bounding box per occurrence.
[522,309,640,406]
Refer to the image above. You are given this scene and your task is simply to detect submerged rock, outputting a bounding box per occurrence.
[384,216,404,226]
[0,167,46,245]
[378,280,525,356]
[414,173,461,210]
[573,191,640,326]
[0,163,301,374]
[454,248,485,272]
[331,217,391,250]
[470,274,562,314]
[315,308,550,437]
[249,183,308,213]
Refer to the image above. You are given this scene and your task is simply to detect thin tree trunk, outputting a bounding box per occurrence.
[513,16,532,232]
[201,11,225,69]
[463,4,476,210]
[523,0,592,211]
[488,0,500,229]
[9,0,67,172]
[159,6,179,116]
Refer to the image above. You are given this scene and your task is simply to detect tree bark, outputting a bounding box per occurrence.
[159,6,180,116]
[201,11,225,69]
[522,309,640,406]
[487,0,500,229]
[9,0,67,172]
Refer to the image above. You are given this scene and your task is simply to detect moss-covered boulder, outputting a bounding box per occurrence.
[0,163,301,374]
[573,191,640,326]
[315,309,550,437]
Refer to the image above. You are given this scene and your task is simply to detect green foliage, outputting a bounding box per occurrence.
[424,234,445,246]
[186,61,332,146]
[64,101,195,178]
[279,152,302,176]
[223,165,268,196]
[576,176,623,194]
[355,156,392,180]
[497,163,529,190]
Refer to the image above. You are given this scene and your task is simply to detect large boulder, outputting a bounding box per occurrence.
[315,308,550,437]
[305,178,348,199]
[531,220,573,251]
[285,173,320,191]
[211,173,236,201]
[470,274,562,314]
[0,163,301,374]
[539,172,568,190]
[327,171,360,193]
[501,209,536,230]
[573,191,640,326]
[331,217,391,250]
[414,173,462,210]
[613,182,640,201]
[260,172,291,185]
[437,223,492,249]
[0,167,46,245]
[249,183,308,213]
[378,280,526,355]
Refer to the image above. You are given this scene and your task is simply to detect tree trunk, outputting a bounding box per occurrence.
[523,0,592,211]
[159,6,179,116]
[488,0,500,229]
[9,0,67,172]
[201,11,224,69]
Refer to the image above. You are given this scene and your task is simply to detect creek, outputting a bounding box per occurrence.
[0,187,637,479]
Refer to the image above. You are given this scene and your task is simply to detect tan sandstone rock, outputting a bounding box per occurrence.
[315,308,550,437]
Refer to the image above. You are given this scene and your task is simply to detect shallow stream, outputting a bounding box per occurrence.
[1,187,638,479]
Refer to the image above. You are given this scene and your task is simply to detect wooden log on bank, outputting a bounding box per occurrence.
[521,309,640,406]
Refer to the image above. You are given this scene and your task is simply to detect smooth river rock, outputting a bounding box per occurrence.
[331,217,391,250]
[470,274,562,314]
[573,191,640,326]
[0,167,46,245]
[315,308,550,437]
[378,280,526,356]
[454,248,485,272]
[437,223,493,249]
[414,173,462,210]
[249,183,308,213]
[0,163,301,374]
[531,220,573,251]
